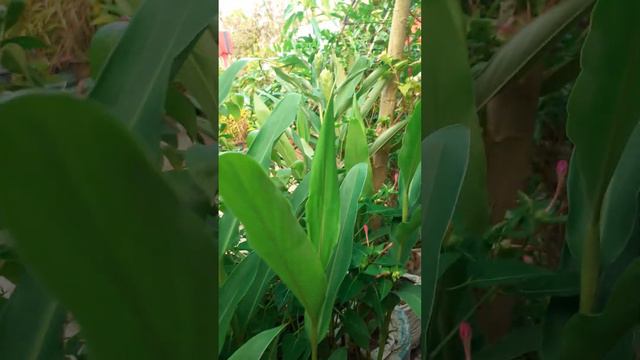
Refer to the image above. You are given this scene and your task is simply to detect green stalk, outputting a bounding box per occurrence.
[580,222,601,314]
[310,323,319,360]
[401,188,409,223]
[376,308,394,360]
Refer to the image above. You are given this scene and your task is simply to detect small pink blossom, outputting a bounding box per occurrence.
[556,160,568,177]
[459,321,472,360]
[363,224,370,246]
[522,255,534,264]
[393,172,399,190]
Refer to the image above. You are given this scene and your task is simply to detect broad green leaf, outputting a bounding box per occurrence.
[334,57,369,117]
[316,162,368,340]
[468,259,551,288]
[423,125,470,344]
[4,0,25,31]
[559,259,640,359]
[368,120,407,156]
[176,28,216,123]
[600,121,640,264]
[409,164,421,210]
[0,36,47,50]
[540,296,578,360]
[290,172,312,215]
[474,0,595,109]
[0,271,65,360]
[1,43,32,82]
[247,93,302,168]
[165,84,197,139]
[219,253,261,351]
[398,100,421,189]
[474,325,542,360]
[306,97,340,267]
[219,153,327,324]
[565,0,640,262]
[0,94,217,359]
[328,348,348,360]
[343,309,370,349]
[184,143,216,199]
[228,325,285,360]
[398,100,422,220]
[88,21,127,78]
[218,211,239,264]
[218,59,249,104]
[344,97,373,192]
[391,207,422,266]
[359,77,386,117]
[296,106,311,142]
[236,262,274,333]
[253,94,270,124]
[90,0,214,157]
[425,0,490,236]
[395,282,421,318]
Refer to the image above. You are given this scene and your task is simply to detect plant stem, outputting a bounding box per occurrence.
[310,324,319,360]
[401,188,409,223]
[580,222,600,314]
[376,308,393,360]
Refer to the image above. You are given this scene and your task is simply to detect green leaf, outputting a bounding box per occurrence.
[219,253,262,351]
[219,153,328,324]
[219,60,250,105]
[565,0,640,263]
[0,36,47,50]
[344,96,373,192]
[559,259,640,359]
[4,0,25,31]
[248,93,302,168]
[176,28,216,123]
[398,100,421,189]
[236,262,274,332]
[474,0,595,109]
[316,162,368,340]
[423,125,470,342]
[89,0,214,158]
[228,325,286,360]
[409,164,421,210]
[218,211,239,264]
[0,271,65,360]
[368,120,407,156]
[165,84,197,139]
[185,143,216,199]
[328,348,348,360]
[468,259,551,288]
[88,21,127,78]
[0,94,217,359]
[343,309,370,349]
[600,121,640,264]
[424,0,490,236]
[334,57,369,117]
[306,97,340,268]
[395,282,421,318]
[474,325,542,360]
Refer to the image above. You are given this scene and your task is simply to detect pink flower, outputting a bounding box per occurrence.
[556,160,568,178]
[459,321,472,360]
[363,224,370,246]
[546,159,569,213]
[522,255,534,264]
[393,172,399,190]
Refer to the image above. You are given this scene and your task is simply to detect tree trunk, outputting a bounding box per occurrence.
[372,0,411,191]
[476,63,544,344]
